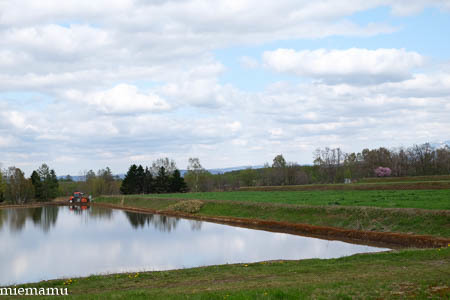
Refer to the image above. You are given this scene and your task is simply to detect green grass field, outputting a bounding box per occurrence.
[135,189,450,210]
[9,248,450,299]
[96,195,450,238]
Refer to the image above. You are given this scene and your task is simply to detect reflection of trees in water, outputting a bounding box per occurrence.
[124,212,180,232]
[40,207,59,233]
[67,206,113,220]
[89,207,113,219]
[0,209,3,230]
[189,220,202,231]
[0,207,59,233]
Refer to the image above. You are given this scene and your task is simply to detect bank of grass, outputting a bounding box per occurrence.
[134,189,450,210]
[96,196,450,238]
[9,248,450,299]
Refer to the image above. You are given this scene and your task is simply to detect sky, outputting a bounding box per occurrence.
[1,0,450,176]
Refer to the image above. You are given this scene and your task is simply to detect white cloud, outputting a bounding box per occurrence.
[65,84,171,114]
[263,48,425,84]
[226,121,242,132]
[0,0,449,175]
[379,72,450,97]
[0,1,398,86]
[387,0,450,16]
[1,24,111,57]
[0,135,18,147]
[158,63,240,108]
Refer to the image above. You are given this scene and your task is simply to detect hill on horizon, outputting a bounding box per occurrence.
[58,165,265,182]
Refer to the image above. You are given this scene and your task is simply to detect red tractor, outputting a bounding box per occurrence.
[69,192,91,203]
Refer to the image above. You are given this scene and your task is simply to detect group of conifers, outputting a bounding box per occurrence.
[120,164,187,195]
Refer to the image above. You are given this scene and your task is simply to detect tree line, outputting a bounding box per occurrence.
[58,167,122,197]
[312,143,450,183]
[120,160,187,194]
[0,164,59,204]
[1,142,449,201]
[172,143,450,191]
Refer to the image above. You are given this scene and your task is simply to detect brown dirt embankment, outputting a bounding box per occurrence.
[0,202,61,209]
[239,181,450,191]
[92,202,450,249]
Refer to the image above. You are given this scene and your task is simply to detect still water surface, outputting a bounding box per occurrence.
[0,206,389,285]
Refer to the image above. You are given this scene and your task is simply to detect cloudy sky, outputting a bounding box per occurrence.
[1,0,450,176]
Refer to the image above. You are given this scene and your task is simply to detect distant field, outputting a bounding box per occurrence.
[238,181,450,191]
[359,175,450,183]
[140,189,450,210]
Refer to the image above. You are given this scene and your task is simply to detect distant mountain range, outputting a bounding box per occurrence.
[59,165,265,181]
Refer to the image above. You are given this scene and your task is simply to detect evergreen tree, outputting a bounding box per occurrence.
[30,170,42,199]
[155,166,169,193]
[31,164,59,201]
[49,170,59,198]
[136,165,145,194]
[170,169,187,193]
[120,164,138,195]
[143,167,154,194]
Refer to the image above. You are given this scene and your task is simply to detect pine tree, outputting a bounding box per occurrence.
[30,170,42,200]
[170,169,187,193]
[31,164,59,201]
[120,164,138,195]
[155,166,169,193]
[49,170,59,199]
[144,167,154,194]
[136,165,145,194]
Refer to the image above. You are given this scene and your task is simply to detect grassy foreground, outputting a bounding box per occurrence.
[9,248,450,299]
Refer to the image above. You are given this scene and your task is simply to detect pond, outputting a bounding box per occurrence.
[0,206,389,285]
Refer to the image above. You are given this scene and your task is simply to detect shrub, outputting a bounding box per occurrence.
[168,200,204,214]
[374,167,392,177]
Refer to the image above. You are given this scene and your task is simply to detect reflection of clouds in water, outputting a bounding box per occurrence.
[12,256,28,278]
[0,206,389,285]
